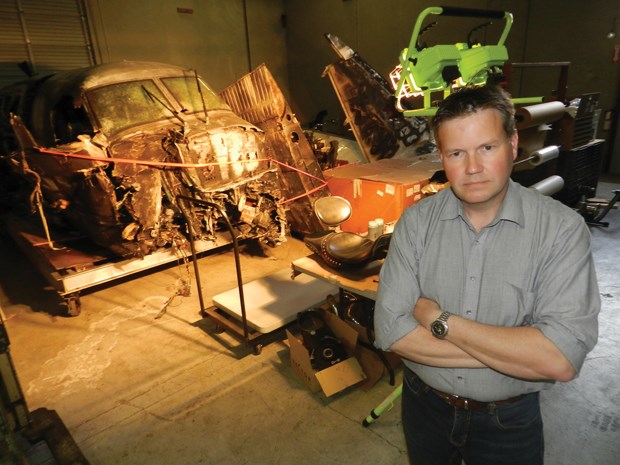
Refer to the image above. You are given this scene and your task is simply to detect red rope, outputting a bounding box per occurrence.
[34,147,327,204]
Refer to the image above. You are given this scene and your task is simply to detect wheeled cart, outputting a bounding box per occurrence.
[176,195,338,355]
[1,213,233,316]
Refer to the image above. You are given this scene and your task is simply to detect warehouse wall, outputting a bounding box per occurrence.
[85,0,288,97]
[522,0,620,173]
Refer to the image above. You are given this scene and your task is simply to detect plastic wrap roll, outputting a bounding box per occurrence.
[529,175,565,196]
[515,101,566,130]
[529,145,560,166]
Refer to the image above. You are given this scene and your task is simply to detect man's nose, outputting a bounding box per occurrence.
[465,153,482,174]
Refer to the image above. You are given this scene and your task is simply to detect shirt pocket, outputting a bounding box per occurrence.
[496,281,537,327]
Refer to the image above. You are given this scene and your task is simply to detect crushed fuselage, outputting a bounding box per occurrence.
[0,61,287,257]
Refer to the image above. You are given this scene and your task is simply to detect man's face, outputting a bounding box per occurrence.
[438,108,518,217]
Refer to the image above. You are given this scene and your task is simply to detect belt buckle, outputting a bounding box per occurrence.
[450,393,469,410]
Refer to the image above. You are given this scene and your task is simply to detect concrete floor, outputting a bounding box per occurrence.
[1,180,619,465]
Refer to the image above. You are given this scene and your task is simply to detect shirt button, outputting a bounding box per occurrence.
[469,276,476,281]
[466,310,472,316]
[457,376,464,381]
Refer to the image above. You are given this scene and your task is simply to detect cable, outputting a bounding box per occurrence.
[33,147,328,204]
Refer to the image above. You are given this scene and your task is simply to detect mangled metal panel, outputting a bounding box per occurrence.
[323,34,436,162]
[0,61,287,259]
[219,64,329,237]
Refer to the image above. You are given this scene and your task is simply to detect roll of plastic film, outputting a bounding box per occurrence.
[530,145,560,166]
[529,175,565,196]
[515,101,566,130]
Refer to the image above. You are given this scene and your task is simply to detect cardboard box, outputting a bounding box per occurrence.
[346,319,402,391]
[323,155,442,233]
[287,310,367,397]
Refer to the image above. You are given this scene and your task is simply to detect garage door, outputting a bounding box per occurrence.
[0,0,95,88]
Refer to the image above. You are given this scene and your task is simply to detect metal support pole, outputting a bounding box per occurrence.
[175,195,249,340]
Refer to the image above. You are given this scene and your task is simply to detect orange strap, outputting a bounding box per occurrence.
[35,147,327,204]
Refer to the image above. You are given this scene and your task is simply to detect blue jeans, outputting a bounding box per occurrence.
[402,368,544,465]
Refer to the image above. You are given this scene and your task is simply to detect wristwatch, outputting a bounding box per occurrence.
[430,311,451,339]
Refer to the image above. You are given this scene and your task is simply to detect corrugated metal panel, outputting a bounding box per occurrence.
[220,64,328,236]
[220,65,287,124]
[0,4,28,85]
[0,0,95,88]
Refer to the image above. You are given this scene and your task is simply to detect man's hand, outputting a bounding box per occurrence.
[390,296,484,368]
[413,297,442,329]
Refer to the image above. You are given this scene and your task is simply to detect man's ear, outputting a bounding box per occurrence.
[510,132,519,160]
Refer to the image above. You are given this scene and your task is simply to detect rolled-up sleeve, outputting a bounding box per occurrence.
[532,214,600,374]
[374,212,422,351]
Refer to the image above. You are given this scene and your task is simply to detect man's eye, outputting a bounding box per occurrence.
[447,151,462,158]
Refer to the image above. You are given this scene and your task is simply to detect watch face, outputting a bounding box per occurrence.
[431,320,448,338]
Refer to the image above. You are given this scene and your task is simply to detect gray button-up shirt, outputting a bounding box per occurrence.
[374,180,600,401]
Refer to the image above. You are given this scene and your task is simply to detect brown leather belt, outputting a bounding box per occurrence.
[410,370,525,410]
[431,388,525,410]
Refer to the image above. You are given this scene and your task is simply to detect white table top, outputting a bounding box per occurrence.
[212,267,339,333]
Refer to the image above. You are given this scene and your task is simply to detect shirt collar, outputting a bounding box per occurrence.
[440,179,525,227]
[496,179,525,227]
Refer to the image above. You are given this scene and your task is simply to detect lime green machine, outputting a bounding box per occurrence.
[393,6,543,116]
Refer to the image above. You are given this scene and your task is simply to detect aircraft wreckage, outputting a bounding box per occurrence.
[0,61,327,313]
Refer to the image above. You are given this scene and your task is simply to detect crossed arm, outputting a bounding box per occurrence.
[390,297,576,382]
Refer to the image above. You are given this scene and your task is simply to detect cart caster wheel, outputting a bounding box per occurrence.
[253,344,263,355]
[65,295,82,317]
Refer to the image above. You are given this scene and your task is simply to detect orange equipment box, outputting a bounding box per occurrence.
[323,155,442,233]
